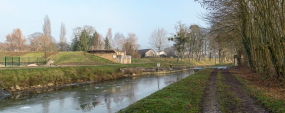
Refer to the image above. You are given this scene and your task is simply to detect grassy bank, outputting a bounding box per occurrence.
[0,63,156,92]
[119,69,213,113]
[48,51,116,65]
[0,51,116,65]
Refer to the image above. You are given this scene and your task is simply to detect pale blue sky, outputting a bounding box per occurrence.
[0,0,207,49]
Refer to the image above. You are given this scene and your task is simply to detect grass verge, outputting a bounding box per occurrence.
[119,68,213,113]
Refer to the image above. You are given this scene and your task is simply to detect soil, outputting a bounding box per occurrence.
[201,69,221,113]
[201,68,268,113]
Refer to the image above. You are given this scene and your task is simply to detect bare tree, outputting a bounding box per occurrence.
[0,43,8,51]
[5,28,26,51]
[114,32,125,50]
[149,28,168,53]
[29,32,57,51]
[123,33,141,58]
[60,23,66,43]
[106,28,113,49]
[43,15,51,37]
[59,23,67,51]
[197,0,285,78]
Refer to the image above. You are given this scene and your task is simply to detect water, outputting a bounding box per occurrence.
[0,70,194,113]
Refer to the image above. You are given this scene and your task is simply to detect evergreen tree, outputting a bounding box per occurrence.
[71,37,79,51]
[104,37,111,50]
[77,30,88,51]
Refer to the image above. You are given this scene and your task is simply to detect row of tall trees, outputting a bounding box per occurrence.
[197,0,285,79]
[2,15,141,58]
[69,26,141,57]
[170,22,228,62]
[1,15,65,52]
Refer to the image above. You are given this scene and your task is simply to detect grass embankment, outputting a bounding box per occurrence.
[0,52,57,63]
[119,69,213,113]
[231,68,285,112]
[0,63,156,92]
[0,51,116,65]
[49,51,115,65]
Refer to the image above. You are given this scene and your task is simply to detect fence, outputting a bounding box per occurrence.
[1,56,46,67]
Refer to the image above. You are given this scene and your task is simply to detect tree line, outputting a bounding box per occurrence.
[164,21,234,63]
[0,15,141,58]
[196,0,285,79]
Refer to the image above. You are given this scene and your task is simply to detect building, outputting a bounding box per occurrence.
[87,50,131,64]
[138,49,156,58]
[156,50,167,57]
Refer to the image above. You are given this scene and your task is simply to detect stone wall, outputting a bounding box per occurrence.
[0,87,10,101]
[116,51,126,56]
[117,55,131,64]
[93,53,118,62]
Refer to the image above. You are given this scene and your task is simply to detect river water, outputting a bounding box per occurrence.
[0,70,194,113]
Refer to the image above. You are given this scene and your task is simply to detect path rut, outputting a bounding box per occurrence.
[201,69,221,113]
[201,68,268,113]
[221,69,268,113]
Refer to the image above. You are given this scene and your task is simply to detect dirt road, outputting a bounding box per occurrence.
[201,68,268,113]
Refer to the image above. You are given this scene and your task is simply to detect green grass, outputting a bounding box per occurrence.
[0,51,117,65]
[48,51,89,65]
[119,69,213,113]
[217,71,241,112]
[47,51,118,65]
[235,75,285,112]
[0,63,157,91]
[83,52,116,64]
[132,58,227,68]
[20,52,45,62]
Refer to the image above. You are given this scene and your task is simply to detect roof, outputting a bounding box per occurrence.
[87,50,116,53]
[138,49,154,54]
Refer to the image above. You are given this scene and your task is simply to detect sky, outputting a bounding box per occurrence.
[0,0,207,50]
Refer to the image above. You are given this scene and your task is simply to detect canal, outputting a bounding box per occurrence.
[0,70,194,113]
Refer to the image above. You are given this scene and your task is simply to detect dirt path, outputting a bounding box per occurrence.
[221,69,268,113]
[201,69,221,113]
[201,68,268,113]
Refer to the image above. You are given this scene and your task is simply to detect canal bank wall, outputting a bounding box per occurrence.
[0,65,194,94]
[0,87,10,101]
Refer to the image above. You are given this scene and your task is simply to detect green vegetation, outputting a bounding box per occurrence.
[217,71,240,112]
[119,69,213,113]
[132,58,224,67]
[48,51,90,65]
[48,51,117,65]
[235,75,285,112]
[0,51,118,65]
[0,63,156,91]
[20,52,44,62]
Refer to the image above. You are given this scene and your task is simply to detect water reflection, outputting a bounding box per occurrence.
[0,70,194,113]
